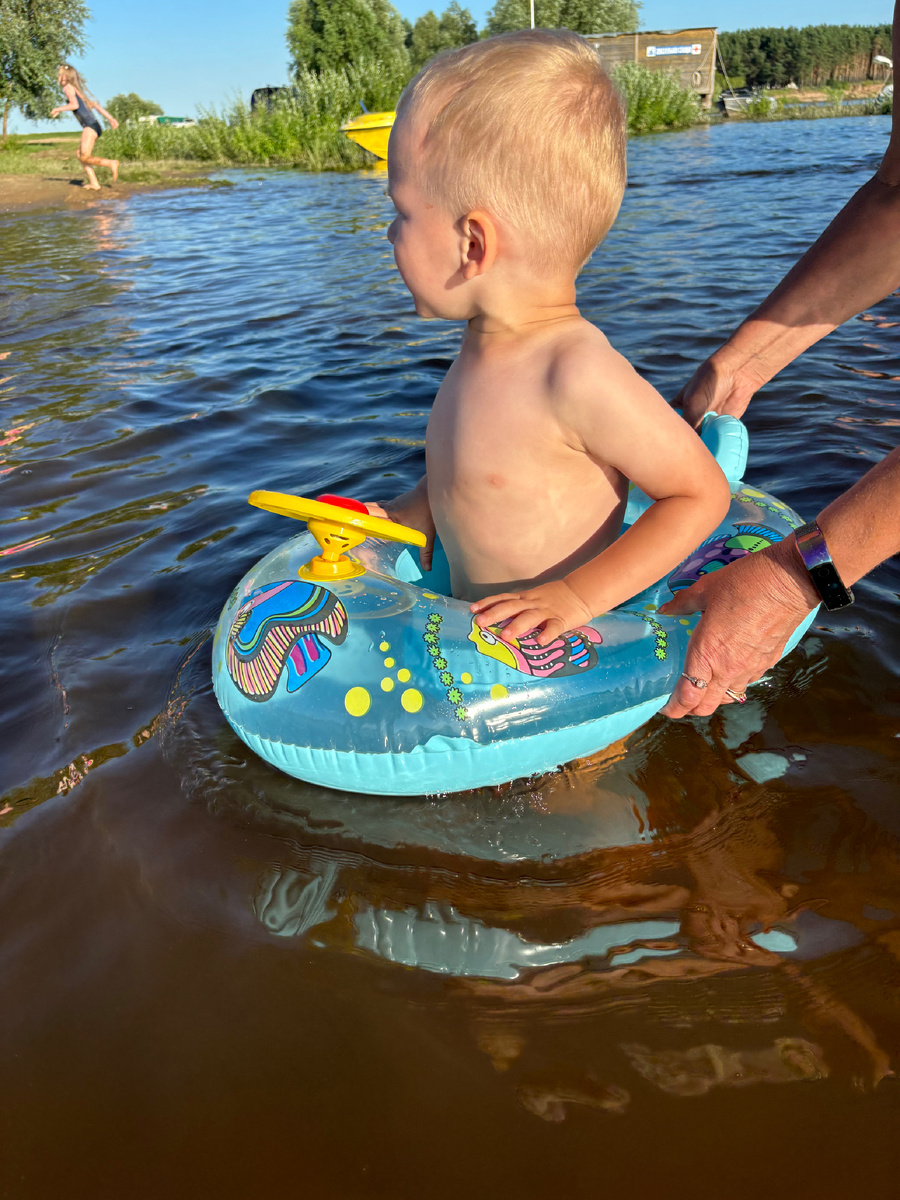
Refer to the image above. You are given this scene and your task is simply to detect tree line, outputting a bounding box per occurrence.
[286,0,642,74]
[719,25,894,89]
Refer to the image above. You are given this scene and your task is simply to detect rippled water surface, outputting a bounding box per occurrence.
[2,117,900,1198]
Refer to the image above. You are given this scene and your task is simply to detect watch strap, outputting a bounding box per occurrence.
[794,521,854,611]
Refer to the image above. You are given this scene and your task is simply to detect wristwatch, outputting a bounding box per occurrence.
[793,521,854,611]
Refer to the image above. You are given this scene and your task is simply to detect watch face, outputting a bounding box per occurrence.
[810,562,854,611]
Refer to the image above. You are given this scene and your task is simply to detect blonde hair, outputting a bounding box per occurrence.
[395,29,626,276]
[59,64,97,107]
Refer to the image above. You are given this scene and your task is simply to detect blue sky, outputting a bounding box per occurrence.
[14,0,894,133]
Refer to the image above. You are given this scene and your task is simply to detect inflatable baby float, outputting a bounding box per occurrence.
[212,415,816,795]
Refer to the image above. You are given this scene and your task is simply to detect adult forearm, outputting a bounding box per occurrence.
[817,445,900,587]
[659,445,900,719]
[709,173,900,399]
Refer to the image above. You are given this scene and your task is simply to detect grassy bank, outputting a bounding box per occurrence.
[0,133,229,194]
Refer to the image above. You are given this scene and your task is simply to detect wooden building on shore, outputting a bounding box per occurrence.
[585,28,718,106]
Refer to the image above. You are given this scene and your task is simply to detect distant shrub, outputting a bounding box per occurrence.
[612,63,702,133]
[742,93,777,119]
[107,93,163,122]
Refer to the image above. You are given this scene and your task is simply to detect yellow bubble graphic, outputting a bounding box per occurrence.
[397,668,411,682]
[644,603,658,612]
[743,488,763,497]
[460,672,472,684]
[381,677,395,692]
[401,688,424,713]
[422,592,438,600]
[490,684,509,700]
[344,687,371,716]
[384,657,395,668]
[379,641,390,652]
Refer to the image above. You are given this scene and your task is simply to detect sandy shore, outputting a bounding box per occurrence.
[0,168,227,214]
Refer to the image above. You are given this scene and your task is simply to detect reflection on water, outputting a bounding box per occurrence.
[1,118,900,1197]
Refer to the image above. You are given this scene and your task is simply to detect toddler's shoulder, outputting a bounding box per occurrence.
[546,318,640,400]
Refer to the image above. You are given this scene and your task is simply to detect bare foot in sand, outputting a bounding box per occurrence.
[84,182,102,191]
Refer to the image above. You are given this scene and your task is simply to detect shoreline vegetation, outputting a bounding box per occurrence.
[80,75,900,172]
[4,64,891,191]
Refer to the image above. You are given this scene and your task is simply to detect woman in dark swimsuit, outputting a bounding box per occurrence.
[50,64,119,191]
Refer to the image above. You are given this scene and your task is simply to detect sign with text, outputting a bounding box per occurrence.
[646,43,702,57]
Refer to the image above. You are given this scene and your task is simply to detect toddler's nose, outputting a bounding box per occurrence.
[387,219,397,245]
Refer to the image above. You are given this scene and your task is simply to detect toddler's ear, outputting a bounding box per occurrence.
[460,210,498,278]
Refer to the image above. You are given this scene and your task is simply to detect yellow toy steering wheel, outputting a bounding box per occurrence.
[248,490,426,581]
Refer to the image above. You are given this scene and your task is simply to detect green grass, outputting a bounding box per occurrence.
[0,136,81,174]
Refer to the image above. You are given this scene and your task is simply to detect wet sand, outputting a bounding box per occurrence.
[0,171,226,214]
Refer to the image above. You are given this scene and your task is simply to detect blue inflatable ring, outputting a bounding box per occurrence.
[212,415,816,795]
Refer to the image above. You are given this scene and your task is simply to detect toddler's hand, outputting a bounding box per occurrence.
[364,498,435,571]
[363,502,390,521]
[470,581,592,646]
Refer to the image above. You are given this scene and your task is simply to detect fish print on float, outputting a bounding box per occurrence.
[226,580,348,701]
[469,618,603,678]
[667,524,784,593]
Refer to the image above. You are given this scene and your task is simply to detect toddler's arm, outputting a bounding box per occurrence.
[365,474,435,570]
[472,345,732,643]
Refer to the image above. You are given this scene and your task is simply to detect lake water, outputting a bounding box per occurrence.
[2,115,899,1198]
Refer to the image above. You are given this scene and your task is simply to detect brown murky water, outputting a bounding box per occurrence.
[2,118,899,1199]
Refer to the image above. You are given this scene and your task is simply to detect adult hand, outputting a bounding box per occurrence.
[470,579,592,646]
[658,539,818,718]
[672,350,763,429]
[109,117,119,130]
[50,108,61,118]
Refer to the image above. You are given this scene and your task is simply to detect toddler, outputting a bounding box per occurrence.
[369,29,730,647]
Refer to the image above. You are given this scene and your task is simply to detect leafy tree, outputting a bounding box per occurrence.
[106,92,163,122]
[409,10,442,68]
[484,0,641,38]
[286,0,409,74]
[0,0,89,141]
[409,3,478,70]
[439,2,477,48]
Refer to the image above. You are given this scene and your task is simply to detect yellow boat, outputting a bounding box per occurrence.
[340,111,395,161]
